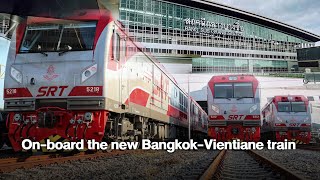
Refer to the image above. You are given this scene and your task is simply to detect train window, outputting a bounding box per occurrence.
[214,84,233,98]
[114,33,121,61]
[123,39,127,58]
[278,102,291,112]
[291,102,306,112]
[174,88,178,98]
[234,83,253,98]
[20,21,96,53]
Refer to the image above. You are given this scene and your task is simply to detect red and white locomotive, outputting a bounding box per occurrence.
[207,75,261,142]
[3,9,207,151]
[261,95,311,144]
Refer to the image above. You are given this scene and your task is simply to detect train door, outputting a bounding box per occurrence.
[120,36,128,110]
[114,30,128,110]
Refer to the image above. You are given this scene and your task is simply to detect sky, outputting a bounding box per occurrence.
[211,0,320,45]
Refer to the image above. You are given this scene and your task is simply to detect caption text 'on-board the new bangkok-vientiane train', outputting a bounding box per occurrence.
[2,9,208,152]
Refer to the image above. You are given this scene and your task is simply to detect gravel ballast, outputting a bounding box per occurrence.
[254,149,320,180]
[0,150,218,180]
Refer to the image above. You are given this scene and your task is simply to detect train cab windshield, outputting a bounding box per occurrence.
[19,21,96,53]
[291,102,307,112]
[278,102,306,112]
[214,83,253,99]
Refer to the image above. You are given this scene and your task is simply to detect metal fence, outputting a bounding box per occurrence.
[303,72,320,84]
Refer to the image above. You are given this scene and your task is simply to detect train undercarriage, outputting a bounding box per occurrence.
[261,130,311,144]
[5,108,205,152]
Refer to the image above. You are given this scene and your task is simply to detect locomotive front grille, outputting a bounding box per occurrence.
[288,127,303,131]
[4,100,35,111]
[37,98,106,110]
[5,98,106,111]
[36,99,67,109]
[243,120,261,126]
[208,120,227,126]
[67,98,105,110]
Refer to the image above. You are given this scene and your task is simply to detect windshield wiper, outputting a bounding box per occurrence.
[215,97,232,100]
[236,97,253,100]
[59,45,72,56]
[58,50,69,56]
[40,52,48,57]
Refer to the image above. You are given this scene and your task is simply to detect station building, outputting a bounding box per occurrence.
[112,0,320,73]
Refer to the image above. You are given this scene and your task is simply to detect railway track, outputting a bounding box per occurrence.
[200,150,305,180]
[0,150,139,173]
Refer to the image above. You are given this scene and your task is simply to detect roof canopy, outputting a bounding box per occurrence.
[0,0,319,42]
[171,0,320,42]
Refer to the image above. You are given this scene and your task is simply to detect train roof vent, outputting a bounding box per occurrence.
[294,96,302,101]
[228,76,237,80]
[281,97,288,101]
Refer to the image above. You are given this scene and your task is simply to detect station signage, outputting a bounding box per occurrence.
[184,18,244,37]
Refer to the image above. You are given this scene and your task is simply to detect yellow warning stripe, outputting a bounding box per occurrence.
[39,135,69,152]
[289,139,305,144]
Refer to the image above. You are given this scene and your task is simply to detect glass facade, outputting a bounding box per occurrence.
[192,58,249,73]
[119,0,314,73]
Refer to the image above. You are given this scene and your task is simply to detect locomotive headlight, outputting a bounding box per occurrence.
[11,67,23,83]
[251,127,256,132]
[211,105,220,114]
[84,112,93,122]
[81,64,97,83]
[70,119,75,124]
[84,70,91,77]
[14,113,22,122]
[303,117,310,122]
[249,104,258,113]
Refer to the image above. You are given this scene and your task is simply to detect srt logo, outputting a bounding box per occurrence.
[43,65,59,81]
[230,105,238,113]
[37,86,68,97]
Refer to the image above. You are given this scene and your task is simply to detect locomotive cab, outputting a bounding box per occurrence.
[4,11,113,151]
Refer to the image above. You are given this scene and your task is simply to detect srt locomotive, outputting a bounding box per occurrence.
[261,95,311,144]
[4,9,207,152]
[207,75,261,142]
